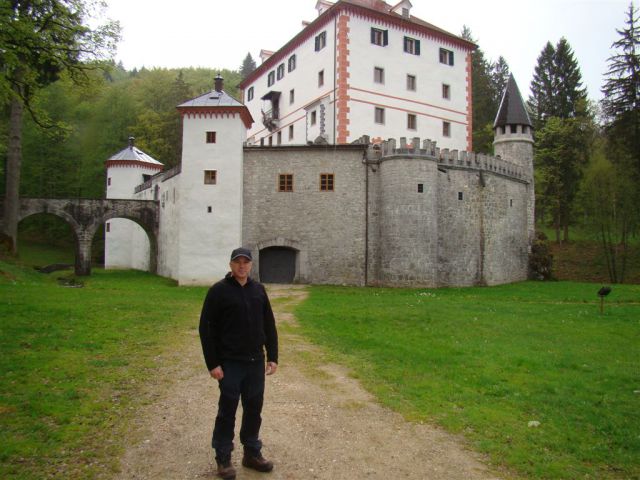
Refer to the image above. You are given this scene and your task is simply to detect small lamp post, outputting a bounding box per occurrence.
[597,286,611,314]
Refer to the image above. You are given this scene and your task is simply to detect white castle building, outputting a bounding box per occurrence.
[240,0,474,149]
[105,0,534,287]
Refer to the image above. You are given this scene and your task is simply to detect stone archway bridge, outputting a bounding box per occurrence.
[0,198,159,276]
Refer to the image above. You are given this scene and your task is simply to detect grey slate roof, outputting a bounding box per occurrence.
[108,144,163,165]
[494,74,533,128]
[178,89,244,108]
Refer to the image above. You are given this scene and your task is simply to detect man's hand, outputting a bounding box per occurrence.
[266,362,278,375]
[210,366,224,380]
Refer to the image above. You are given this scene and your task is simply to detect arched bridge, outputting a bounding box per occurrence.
[0,198,159,276]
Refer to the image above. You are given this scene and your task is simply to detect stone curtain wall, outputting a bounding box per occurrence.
[242,137,531,287]
[243,146,368,285]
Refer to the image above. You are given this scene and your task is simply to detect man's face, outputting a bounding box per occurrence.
[230,256,252,282]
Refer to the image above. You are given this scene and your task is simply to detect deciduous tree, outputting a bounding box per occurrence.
[0,0,120,252]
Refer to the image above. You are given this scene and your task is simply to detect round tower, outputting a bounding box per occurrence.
[492,74,535,245]
[104,137,163,270]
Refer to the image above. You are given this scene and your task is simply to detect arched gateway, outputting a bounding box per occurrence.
[1,198,158,276]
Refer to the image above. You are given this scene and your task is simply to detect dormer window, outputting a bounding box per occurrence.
[391,0,412,18]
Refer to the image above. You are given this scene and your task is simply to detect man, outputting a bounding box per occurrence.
[199,247,279,480]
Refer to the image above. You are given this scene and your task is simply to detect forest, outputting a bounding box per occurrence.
[1,1,638,282]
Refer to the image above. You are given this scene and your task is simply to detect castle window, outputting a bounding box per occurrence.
[277,131,282,145]
[315,31,327,51]
[375,107,385,124]
[268,71,275,87]
[106,222,110,232]
[278,174,293,192]
[207,206,212,213]
[442,83,450,99]
[510,125,518,133]
[311,110,317,125]
[247,87,254,101]
[107,177,111,186]
[204,170,217,185]
[318,69,324,87]
[439,48,454,66]
[288,54,296,72]
[407,74,416,91]
[290,89,295,104]
[407,113,417,130]
[418,183,424,193]
[458,192,463,200]
[404,36,420,55]
[320,173,335,191]
[206,131,217,143]
[268,135,273,146]
[374,66,385,84]
[277,63,285,80]
[510,199,513,207]
[443,121,451,137]
[289,124,294,140]
[371,27,388,46]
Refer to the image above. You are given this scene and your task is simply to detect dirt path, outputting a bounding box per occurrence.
[116,285,502,480]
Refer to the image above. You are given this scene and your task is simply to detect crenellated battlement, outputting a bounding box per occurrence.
[363,136,527,181]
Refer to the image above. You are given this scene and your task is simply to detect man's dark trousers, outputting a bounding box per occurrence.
[212,359,265,460]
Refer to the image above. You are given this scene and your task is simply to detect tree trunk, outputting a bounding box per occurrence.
[4,94,24,254]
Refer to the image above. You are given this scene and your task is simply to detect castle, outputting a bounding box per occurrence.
[105,0,534,287]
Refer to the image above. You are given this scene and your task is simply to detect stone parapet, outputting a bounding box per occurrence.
[365,137,526,182]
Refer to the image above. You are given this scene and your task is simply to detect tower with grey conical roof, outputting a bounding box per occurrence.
[493,74,535,245]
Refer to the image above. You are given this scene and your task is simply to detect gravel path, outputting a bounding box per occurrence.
[115,285,502,480]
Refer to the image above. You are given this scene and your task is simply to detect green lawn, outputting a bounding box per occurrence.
[295,283,640,480]
[0,258,207,479]
[2,243,639,479]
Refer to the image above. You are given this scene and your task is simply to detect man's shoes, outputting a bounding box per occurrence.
[216,458,236,480]
[242,453,274,472]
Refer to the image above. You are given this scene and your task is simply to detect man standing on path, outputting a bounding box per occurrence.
[199,247,279,480]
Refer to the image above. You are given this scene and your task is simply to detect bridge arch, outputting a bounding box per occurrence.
[9,198,159,276]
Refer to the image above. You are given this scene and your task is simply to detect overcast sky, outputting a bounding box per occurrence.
[103,0,634,103]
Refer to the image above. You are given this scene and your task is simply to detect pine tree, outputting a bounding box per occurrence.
[529,42,556,128]
[461,26,506,153]
[239,53,257,79]
[601,2,640,175]
[491,56,510,107]
[528,39,587,128]
[553,38,588,118]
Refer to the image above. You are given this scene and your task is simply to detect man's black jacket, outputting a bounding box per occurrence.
[199,273,278,371]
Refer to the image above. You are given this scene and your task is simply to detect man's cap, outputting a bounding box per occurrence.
[230,247,252,261]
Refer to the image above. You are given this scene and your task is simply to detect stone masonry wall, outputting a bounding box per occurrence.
[243,146,368,285]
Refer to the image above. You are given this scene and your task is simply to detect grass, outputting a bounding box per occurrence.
[295,283,640,479]
[0,251,207,479]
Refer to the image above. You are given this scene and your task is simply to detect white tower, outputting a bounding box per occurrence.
[175,75,254,284]
[104,137,163,270]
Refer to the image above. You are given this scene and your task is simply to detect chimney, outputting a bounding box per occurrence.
[214,74,224,93]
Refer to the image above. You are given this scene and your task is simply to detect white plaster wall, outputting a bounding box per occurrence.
[156,175,181,280]
[178,113,246,285]
[346,17,470,150]
[105,164,158,270]
[244,20,337,145]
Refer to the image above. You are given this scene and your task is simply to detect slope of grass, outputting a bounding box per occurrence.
[295,282,640,479]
